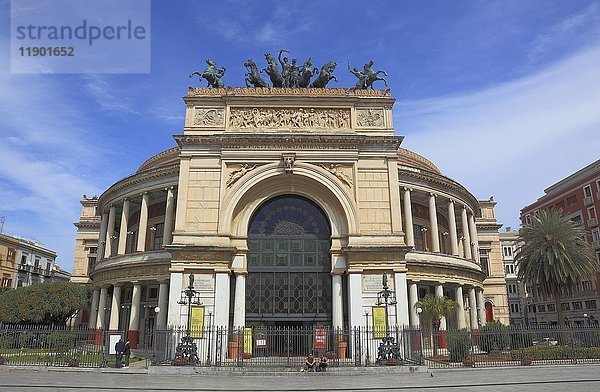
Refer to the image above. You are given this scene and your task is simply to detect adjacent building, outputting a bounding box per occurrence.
[74,87,509,349]
[0,234,19,288]
[520,159,600,326]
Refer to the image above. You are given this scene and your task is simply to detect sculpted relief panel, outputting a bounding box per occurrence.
[356,108,385,128]
[194,108,225,126]
[229,107,351,131]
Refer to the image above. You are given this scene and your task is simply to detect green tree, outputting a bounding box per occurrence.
[515,209,597,327]
[0,282,89,325]
[414,294,459,332]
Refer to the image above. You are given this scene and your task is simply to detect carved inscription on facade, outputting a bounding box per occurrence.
[229,107,351,130]
[194,108,225,126]
[356,108,385,128]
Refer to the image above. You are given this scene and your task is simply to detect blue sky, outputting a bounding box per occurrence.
[1,0,600,271]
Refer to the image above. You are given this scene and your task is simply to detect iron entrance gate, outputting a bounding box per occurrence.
[246,195,332,326]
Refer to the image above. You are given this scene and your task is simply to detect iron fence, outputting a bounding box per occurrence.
[425,325,600,368]
[0,325,107,368]
[151,326,423,368]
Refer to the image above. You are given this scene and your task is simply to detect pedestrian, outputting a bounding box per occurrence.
[115,338,125,368]
[305,353,315,372]
[319,354,328,372]
[123,340,131,368]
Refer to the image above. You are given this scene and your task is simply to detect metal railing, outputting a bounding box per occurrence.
[425,325,600,368]
[0,325,107,368]
[151,326,424,368]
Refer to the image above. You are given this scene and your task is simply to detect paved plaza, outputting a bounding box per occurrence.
[0,365,600,391]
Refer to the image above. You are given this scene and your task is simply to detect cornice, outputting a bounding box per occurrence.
[136,146,180,172]
[175,133,403,150]
[98,164,180,211]
[398,167,479,211]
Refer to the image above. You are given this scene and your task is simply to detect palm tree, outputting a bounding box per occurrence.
[414,294,459,356]
[515,209,597,327]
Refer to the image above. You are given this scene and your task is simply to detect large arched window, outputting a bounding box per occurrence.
[246,195,332,324]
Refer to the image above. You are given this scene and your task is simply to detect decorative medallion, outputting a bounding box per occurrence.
[194,108,225,126]
[356,108,385,127]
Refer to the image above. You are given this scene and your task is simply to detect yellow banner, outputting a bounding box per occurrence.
[243,327,253,355]
[190,306,204,338]
[372,307,387,338]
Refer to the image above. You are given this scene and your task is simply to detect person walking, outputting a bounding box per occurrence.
[123,340,131,368]
[115,338,126,368]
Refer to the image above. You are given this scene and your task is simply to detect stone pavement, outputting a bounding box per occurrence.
[0,364,599,391]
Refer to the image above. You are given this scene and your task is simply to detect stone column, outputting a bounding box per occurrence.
[428,193,440,252]
[435,284,447,330]
[332,274,344,329]
[476,289,486,326]
[98,212,109,261]
[403,188,414,247]
[104,206,117,258]
[96,286,108,330]
[167,273,183,327]
[347,273,363,330]
[468,287,478,330]
[447,200,459,256]
[455,285,466,329]
[109,284,122,330]
[156,280,169,328]
[89,288,100,329]
[136,193,149,252]
[117,199,130,255]
[214,273,231,328]
[163,187,175,246]
[233,273,246,328]
[128,282,142,348]
[394,273,410,327]
[409,282,419,326]
[461,207,472,260]
[468,214,480,262]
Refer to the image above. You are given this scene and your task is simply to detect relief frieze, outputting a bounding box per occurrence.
[356,108,385,127]
[229,107,351,130]
[194,108,225,126]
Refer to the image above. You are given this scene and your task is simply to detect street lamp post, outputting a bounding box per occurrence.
[174,273,202,365]
[375,274,401,364]
[416,307,424,365]
[364,310,371,365]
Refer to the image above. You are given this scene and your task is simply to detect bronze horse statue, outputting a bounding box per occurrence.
[261,52,285,87]
[298,58,318,88]
[362,60,388,89]
[310,61,338,88]
[189,59,226,88]
[244,59,269,87]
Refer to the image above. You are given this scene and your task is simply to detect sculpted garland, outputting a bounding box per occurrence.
[189,51,388,90]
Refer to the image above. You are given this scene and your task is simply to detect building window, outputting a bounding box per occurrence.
[561,303,570,310]
[525,215,531,225]
[592,228,600,242]
[573,301,583,310]
[567,195,577,206]
[583,185,592,198]
[585,300,597,309]
[149,287,158,299]
[582,280,593,291]
[547,304,556,312]
[588,207,597,220]
[413,224,426,252]
[152,223,164,251]
[20,254,28,264]
[538,305,546,313]
[480,256,489,277]
[502,246,513,257]
[556,201,565,210]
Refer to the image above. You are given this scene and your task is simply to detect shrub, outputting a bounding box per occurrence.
[510,328,534,349]
[447,328,472,362]
[510,346,600,361]
[47,332,77,353]
[479,321,510,352]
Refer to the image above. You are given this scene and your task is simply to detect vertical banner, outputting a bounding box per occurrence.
[243,327,253,355]
[372,306,387,338]
[190,306,204,338]
[314,327,327,350]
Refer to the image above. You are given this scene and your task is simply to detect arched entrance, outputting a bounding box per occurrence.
[245,195,332,328]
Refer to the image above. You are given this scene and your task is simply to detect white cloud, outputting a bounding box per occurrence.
[395,45,600,229]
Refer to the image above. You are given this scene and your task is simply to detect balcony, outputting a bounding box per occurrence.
[31,266,42,275]
[584,196,594,206]
[17,263,30,271]
[588,217,598,227]
[593,240,600,250]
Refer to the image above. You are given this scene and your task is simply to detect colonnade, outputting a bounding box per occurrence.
[402,187,480,262]
[97,187,176,260]
[88,280,170,348]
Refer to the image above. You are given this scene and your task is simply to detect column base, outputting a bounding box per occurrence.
[127,330,140,349]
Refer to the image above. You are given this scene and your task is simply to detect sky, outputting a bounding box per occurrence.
[1,0,599,271]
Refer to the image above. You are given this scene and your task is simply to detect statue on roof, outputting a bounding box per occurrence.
[262,52,285,87]
[244,59,269,87]
[348,60,388,89]
[310,61,338,88]
[298,57,318,88]
[189,59,226,88]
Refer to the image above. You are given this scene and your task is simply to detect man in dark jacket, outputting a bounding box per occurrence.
[115,338,126,368]
[123,340,131,368]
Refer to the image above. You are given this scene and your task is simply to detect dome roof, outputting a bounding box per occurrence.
[397,147,441,174]
[136,147,180,172]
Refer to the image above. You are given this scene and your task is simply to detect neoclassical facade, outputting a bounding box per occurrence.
[73,88,507,348]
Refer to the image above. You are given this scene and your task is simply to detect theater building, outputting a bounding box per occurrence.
[73,88,506,348]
